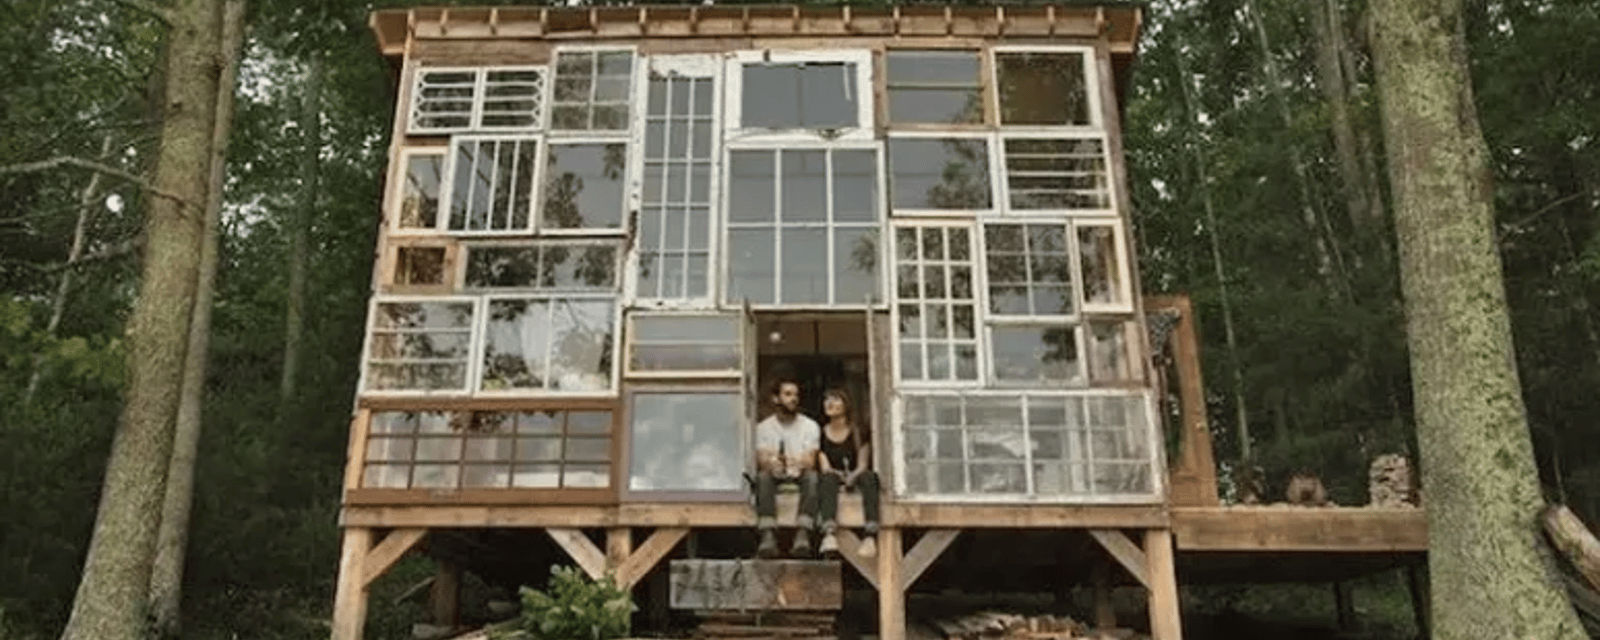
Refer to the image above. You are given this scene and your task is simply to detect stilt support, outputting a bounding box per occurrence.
[835,530,879,589]
[547,527,686,588]
[1091,557,1117,629]
[1089,529,1150,588]
[1143,529,1182,640]
[1406,564,1430,638]
[616,527,688,588]
[1333,581,1354,631]
[432,560,461,628]
[332,527,374,640]
[877,528,905,640]
[547,528,608,580]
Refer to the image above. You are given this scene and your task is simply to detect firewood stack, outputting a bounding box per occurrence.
[1369,454,1419,507]
[692,610,837,640]
[920,611,1147,640]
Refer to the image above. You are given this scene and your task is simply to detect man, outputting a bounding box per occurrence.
[753,379,821,558]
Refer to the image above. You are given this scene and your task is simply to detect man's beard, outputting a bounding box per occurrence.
[774,403,796,418]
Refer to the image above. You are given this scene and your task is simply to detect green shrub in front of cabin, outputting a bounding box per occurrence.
[495,565,635,640]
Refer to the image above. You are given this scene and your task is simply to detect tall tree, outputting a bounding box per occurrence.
[1370,0,1586,637]
[148,1,246,635]
[279,57,322,419]
[57,0,224,637]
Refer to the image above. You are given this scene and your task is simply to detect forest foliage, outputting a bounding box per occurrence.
[0,0,1597,637]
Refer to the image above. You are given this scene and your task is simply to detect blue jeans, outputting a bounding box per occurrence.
[753,470,819,531]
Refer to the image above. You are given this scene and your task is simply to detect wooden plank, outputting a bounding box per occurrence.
[342,501,1169,529]
[1088,529,1149,589]
[1148,295,1220,508]
[1171,506,1428,551]
[362,527,428,587]
[902,529,959,589]
[1144,529,1182,640]
[616,527,688,589]
[878,529,905,640]
[1091,558,1116,629]
[834,530,879,589]
[432,560,461,627]
[332,528,373,640]
[669,560,842,610]
[548,528,608,581]
[607,527,633,569]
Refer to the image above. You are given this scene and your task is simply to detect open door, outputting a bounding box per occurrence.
[742,300,759,478]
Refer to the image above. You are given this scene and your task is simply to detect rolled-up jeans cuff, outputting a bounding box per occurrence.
[796,515,814,530]
[862,522,880,535]
[757,516,777,530]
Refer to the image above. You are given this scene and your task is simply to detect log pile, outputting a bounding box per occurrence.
[919,611,1147,640]
[692,610,837,640]
[1369,454,1419,507]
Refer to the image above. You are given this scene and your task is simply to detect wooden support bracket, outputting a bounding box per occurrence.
[615,527,688,589]
[362,527,428,587]
[1088,529,1149,589]
[607,527,633,567]
[903,529,960,589]
[834,530,879,589]
[1144,529,1183,640]
[548,528,608,581]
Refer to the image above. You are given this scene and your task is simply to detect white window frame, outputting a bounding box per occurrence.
[720,141,890,310]
[889,389,1164,504]
[438,134,544,235]
[456,238,624,293]
[358,294,481,397]
[474,291,623,399]
[627,54,725,309]
[548,45,639,137]
[1072,219,1135,315]
[389,146,450,237]
[885,131,1001,217]
[623,311,745,380]
[995,131,1119,218]
[975,219,1088,388]
[988,45,1105,133]
[536,136,634,237]
[882,48,988,128]
[723,49,876,146]
[620,384,751,502]
[888,218,985,390]
[407,66,548,135]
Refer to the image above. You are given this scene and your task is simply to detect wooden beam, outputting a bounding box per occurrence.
[1089,529,1149,589]
[616,527,688,589]
[902,529,959,589]
[1144,529,1182,640]
[342,501,1168,529]
[878,528,906,640]
[1091,558,1116,629]
[547,528,608,581]
[669,560,842,610]
[432,560,461,627]
[1405,564,1430,637]
[834,530,879,589]
[607,527,633,569]
[1171,506,1428,551]
[362,527,428,587]
[1333,581,1354,631]
[332,527,373,640]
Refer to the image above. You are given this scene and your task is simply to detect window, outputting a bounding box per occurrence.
[362,409,614,490]
[1076,222,1131,311]
[408,67,545,134]
[478,295,616,393]
[983,223,1073,317]
[552,50,634,131]
[626,390,746,494]
[741,62,857,129]
[638,69,717,300]
[361,298,477,393]
[725,147,881,306]
[462,241,619,291]
[394,149,445,231]
[626,313,742,376]
[445,137,539,233]
[885,50,983,125]
[394,245,449,287]
[888,136,994,212]
[994,50,1094,127]
[1002,137,1112,212]
[897,392,1156,499]
[892,224,979,382]
[541,142,628,232]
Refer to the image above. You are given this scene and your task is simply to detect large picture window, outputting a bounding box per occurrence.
[637,66,717,300]
[362,297,477,393]
[540,142,628,232]
[408,67,546,134]
[888,136,994,213]
[892,223,979,382]
[725,147,881,306]
[626,390,746,495]
[362,409,613,490]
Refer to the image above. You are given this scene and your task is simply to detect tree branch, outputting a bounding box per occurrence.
[0,156,198,211]
[1498,192,1589,240]
[104,0,172,25]
[31,235,148,273]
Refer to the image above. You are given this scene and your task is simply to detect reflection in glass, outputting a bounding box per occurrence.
[479,297,615,392]
[727,228,775,304]
[628,392,745,492]
[1078,225,1126,306]
[464,243,617,290]
[1004,138,1111,210]
[984,223,1073,316]
[990,326,1081,385]
[542,143,626,230]
[781,227,828,303]
[399,153,443,228]
[480,69,543,128]
[885,50,983,124]
[365,301,475,391]
[996,52,1091,126]
[447,138,537,232]
[889,138,991,210]
[551,50,633,131]
[741,62,857,129]
[629,314,741,372]
[640,73,716,299]
[412,70,476,130]
[1088,321,1135,383]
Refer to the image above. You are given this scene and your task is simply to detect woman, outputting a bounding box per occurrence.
[815,388,880,558]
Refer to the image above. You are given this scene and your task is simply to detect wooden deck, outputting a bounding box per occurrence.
[1171,505,1427,552]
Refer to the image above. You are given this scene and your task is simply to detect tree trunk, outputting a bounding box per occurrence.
[148,2,245,635]
[279,58,321,420]
[1309,0,1370,233]
[57,0,223,637]
[1370,0,1586,637]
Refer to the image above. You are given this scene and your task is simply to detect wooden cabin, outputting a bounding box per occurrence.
[336,6,1429,639]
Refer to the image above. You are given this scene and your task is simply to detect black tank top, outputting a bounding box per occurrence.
[821,426,861,472]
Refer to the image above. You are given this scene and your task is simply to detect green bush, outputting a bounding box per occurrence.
[497,565,635,640]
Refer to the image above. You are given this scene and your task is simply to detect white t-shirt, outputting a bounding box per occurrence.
[755,413,821,462]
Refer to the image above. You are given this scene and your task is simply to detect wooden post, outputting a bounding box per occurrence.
[607,527,633,571]
[1143,529,1182,640]
[1405,564,1430,637]
[332,527,374,640]
[1333,581,1354,631]
[1092,558,1117,629]
[432,560,462,628]
[878,528,905,640]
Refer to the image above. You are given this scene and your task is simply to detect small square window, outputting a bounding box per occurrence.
[445,137,538,232]
[395,246,447,286]
[396,151,445,230]
[552,50,634,131]
[888,137,992,211]
[996,51,1093,126]
[885,51,983,125]
[541,142,627,231]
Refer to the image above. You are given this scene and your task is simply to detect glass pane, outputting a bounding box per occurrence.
[563,463,611,488]
[516,411,562,434]
[997,52,1092,126]
[511,463,561,488]
[631,344,741,372]
[370,412,424,435]
[543,143,626,230]
[742,64,802,128]
[414,437,461,462]
[545,299,616,392]
[834,227,878,305]
[1088,321,1135,383]
[367,332,470,361]
[412,464,460,489]
[364,363,468,391]
[832,150,879,223]
[970,463,1026,493]
[462,464,512,488]
[1078,225,1126,306]
[395,246,447,286]
[1005,138,1110,210]
[514,436,563,461]
[399,154,444,229]
[888,138,991,210]
[480,299,550,391]
[363,464,411,488]
[374,300,475,331]
[1092,463,1150,495]
[990,325,1081,385]
[798,63,857,128]
[540,244,618,290]
[567,410,612,435]
[780,227,828,304]
[565,437,611,462]
[898,341,924,380]
[465,245,540,288]
[885,50,982,124]
[727,228,775,304]
[780,151,827,222]
[464,438,513,462]
[628,392,745,492]
[366,437,415,462]
[728,151,776,223]
[447,139,536,232]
